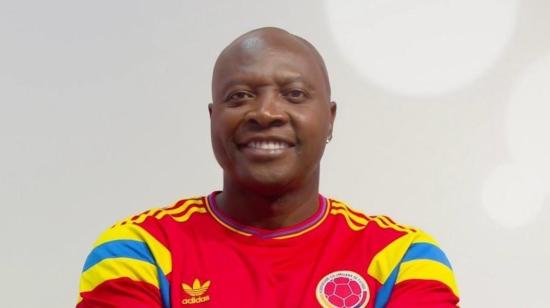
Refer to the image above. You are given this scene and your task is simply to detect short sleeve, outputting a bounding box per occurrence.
[369,229,459,307]
[77,223,172,308]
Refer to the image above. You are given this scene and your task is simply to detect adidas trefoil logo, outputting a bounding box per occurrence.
[182,279,211,304]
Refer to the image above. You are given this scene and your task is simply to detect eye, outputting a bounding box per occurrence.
[283,89,308,102]
[226,91,254,103]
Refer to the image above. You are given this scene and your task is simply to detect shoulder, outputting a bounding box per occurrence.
[327,198,456,293]
[88,195,209,271]
[94,195,207,242]
[327,197,461,305]
[78,196,205,307]
[97,195,208,241]
[79,196,208,301]
[327,198,418,235]
[112,195,208,228]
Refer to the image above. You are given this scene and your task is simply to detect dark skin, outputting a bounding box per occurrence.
[209,27,336,230]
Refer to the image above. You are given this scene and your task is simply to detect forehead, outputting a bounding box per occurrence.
[212,35,328,95]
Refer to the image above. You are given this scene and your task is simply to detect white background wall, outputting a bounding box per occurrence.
[1,1,549,307]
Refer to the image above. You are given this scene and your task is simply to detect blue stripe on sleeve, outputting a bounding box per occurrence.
[374,242,453,306]
[158,270,171,308]
[83,240,156,271]
[374,265,399,308]
[83,240,172,307]
[402,242,452,269]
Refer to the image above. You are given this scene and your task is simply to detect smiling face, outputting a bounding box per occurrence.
[210,28,336,194]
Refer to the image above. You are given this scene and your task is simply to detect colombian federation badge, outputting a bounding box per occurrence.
[316,271,370,308]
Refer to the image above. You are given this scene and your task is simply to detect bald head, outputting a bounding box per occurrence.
[212,27,331,100]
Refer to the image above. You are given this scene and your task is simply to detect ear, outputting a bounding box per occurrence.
[328,101,337,137]
[208,103,213,118]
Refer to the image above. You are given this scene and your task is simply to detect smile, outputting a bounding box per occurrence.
[246,141,290,150]
[238,138,295,159]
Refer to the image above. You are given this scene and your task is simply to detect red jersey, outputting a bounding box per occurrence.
[77,192,459,307]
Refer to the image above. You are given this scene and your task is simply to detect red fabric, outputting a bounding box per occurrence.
[78,278,161,308]
[140,198,394,307]
[387,279,459,308]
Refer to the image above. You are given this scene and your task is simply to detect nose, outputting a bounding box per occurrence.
[244,91,289,128]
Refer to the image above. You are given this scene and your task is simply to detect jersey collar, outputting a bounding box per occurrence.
[205,191,329,240]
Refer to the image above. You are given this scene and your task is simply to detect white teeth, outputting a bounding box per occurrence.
[248,141,289,150]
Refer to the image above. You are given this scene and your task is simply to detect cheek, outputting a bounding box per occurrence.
[210,113,232,161]
[292,111,331,161]
[211,109,235,138]
[210,109,243,160]
[294,109,331,141]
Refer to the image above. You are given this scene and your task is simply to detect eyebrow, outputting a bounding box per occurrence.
[220,73,314,92]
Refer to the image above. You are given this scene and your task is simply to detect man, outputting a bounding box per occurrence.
[77,27,459,307]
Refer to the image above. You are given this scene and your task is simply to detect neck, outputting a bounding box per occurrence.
[216,171,320,230]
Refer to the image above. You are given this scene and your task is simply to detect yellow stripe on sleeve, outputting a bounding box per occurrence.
[396,259,459,297]
[80,258,159,293]
[368,234,413,284]
[411,230,439,246]
[93,224,172,275]
[367,230,443,284]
